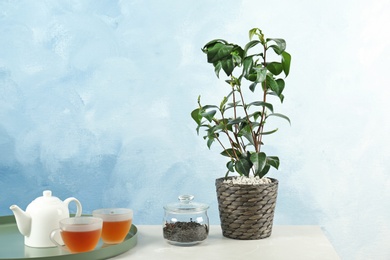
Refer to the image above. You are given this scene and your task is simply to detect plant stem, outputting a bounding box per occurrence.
[231,81,242,153]
[215,136,236,160]
[237,85,257,152]
[219,108,241,158]
[256,44,269,151]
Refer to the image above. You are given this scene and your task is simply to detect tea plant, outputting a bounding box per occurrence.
[192,28,291,178]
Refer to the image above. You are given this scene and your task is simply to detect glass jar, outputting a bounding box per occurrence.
[163,195,209,246]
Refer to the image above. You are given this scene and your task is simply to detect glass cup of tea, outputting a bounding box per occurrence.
[92,208,133,244]
[50,217,102,253]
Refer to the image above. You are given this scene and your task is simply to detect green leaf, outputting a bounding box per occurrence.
[221,119,233,131]
[251,111,262,121]
[206,125,221,135]
[220,97,228,112]
[246,101,274,113]
[282,51,291,77]
[221,58,234,76]
[257,164,270,178]
[226,101,242,110]
[249,82,257,92]
[237,122,255,145]
[206,42,234,63]
[237,123,251,137]
[267,113,291,125]
[279,93,284,103]
[227,117,246,125]
[250,152,267,175]
[226,160,235,172]
[269,45,282,55]
[195,125,201,135]
[249,28,265,44]
[213,121,227,132]
[242,131,255,146]
[221,148,241,158]
[267,38,286,54]
[246,73,257,82]
[249,28,257,40]
[231,51,242,65]
[202,105,219,110]
[261,128,278,135]
[191,108,202,125]
[244,40,261,53]
[267,62,283,76]
[206,135,214,149]
[268,91,285,102]
[213,61,222,77]
[267,79,285,103]
[253,66,267,83]
[202,39,228,51]
[276,79,285,94]
[203,42,244,77]
[242,56,253,78]
[225,77,240,86]
[201,110,216,122]
[235,157,252,176]
[267,156,280,169]
[266,74,281,96]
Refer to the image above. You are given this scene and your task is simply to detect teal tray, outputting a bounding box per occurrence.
[0,215,137,260]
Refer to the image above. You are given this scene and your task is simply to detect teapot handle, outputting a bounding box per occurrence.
[64,197,82,217]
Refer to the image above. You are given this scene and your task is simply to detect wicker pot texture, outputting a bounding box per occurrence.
[215,177,279,240]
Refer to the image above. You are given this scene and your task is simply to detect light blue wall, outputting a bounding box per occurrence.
[1,1,389,259]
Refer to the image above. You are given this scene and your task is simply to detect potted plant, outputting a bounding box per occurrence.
[191,27,291,239]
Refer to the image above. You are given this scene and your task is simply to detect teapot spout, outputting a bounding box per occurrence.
[10,205,31,237]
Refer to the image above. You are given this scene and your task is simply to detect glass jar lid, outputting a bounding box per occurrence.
[164,195,209,213]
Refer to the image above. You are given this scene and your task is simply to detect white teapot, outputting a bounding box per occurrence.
[10,190,82,248]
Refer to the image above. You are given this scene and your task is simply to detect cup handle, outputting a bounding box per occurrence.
[64,197,82,217]
[50,229,63,247]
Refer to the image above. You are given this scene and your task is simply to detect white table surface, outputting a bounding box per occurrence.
[110,225,340,260]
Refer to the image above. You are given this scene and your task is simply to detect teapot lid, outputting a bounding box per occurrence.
[31,190,62,205]
[163,195,209,213]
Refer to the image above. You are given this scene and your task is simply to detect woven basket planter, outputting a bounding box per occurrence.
[215,177,279,240]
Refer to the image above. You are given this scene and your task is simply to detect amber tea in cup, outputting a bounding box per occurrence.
[50,217,102,253]
[92,208,133,244]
